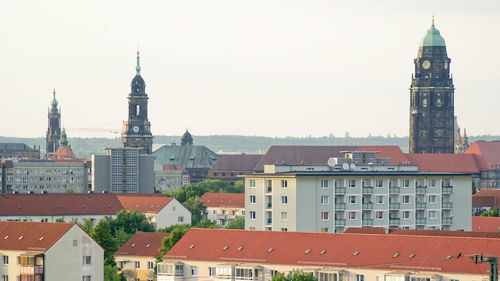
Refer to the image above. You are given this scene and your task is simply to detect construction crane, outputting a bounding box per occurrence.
[66,128,122,134]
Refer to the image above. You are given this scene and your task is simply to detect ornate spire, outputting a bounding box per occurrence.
[432,14,435,26]
[136,50,141,76]
[60,128,68,147]
[51,89,58,108]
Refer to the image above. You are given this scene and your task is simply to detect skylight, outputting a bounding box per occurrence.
[18,236,24,240]
[189,244,195,249]
[305,249,311,254]
[146,244,151,248]
[4,235,8,239]
[131,243,136,247]
[393,253,400,258]
[268,248,274,252]
[353,251,359,256]
[409,254,416,258]
[223,246,229,250]
[320,250,327,255]
[237,246,244,251]
[39,236,44,241]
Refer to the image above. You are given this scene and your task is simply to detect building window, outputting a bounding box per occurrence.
[320,227,328,233]
[281,180,288,188]
[321,196,329,205]
[403,180,410,187]
[429,211,437,219]
[135,261,140,269]
[376,196,383,204]
[147,261,154,270]
[178,216,184,223]
[320,180,329,188]
[281,228,288,231]
[250,195,256,204]
[356,274,365,281]
[250,211,256,220]
[403,211,410,219]
[2,255,7,265]
[429,179,436,187]
[281,212,287,221]
[376,180,383,187]
[349,196,356,204]
[191,266,198,276]
[82,256,91,265]
[281,196,288,205]
[376,211,383,219]
[82,276,91,281]
[349,212,356,220]
[271,270,279,277]
[213,172,218,176]
[349,179,356,187]
[402,195,410,204]
[436,98,442,107]
[209,267,216,276]
[249,179,255,187]
[321,212,329,221]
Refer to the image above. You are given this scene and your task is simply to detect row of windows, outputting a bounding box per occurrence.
[119,260,155,270]
[249,195,288,205]
[250,195,442,206]
[249,179,450,188]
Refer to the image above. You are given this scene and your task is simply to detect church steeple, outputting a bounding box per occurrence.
[46,89,62,154]
[136,51,141,75]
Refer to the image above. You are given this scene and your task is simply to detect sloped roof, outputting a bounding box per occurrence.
[474,189,500,208]
[160,164,187,171]
[472,217,500,233]
[406,153,480,173]
[116,195,174,214]
[153,145,218,170]
[465,141,500,170]
[0,221,74,251]
[0,143,35,153]
[357,146,408,164]
[115,232,169,257]
[0,193,123,216]
[54,146,76,160]
[473,196,496,208]
[345,227,500,238]
[210,154,263,172]
[164,228,495,274]
[200,193,245,208]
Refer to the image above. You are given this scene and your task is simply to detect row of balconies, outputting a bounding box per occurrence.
[333,217,452,227]
[332,201,452,211]
[265,185,453,195]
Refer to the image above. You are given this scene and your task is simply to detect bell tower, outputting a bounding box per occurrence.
[409,16,455,154]
[122,51,153,154]
[46,89,61,153]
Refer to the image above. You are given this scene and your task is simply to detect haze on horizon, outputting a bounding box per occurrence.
[2,0,499,139]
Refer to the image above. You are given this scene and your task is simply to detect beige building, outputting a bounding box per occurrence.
[158,228,495,281]
[115,232,170,281]
[245,151,472,233]
[0,221,103,281]
[200,193,245,226]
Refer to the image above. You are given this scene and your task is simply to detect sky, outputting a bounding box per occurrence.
[1,0,499,138]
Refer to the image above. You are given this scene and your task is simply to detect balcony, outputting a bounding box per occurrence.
[416,202,427,209]
[362,203,373,210]
[266,218,272,225]
[416,218,426,225]
[362,187,374,194]
[442,186,453,194]
[389,218,400,226]
[416,187,427,194]
[335,203,346,210]
[389,187,400,194]
[19,266,44,275]
[362,219,374,226]
[265,187,272,193]
[335,187,346,194]
[265,202,272,209]
[442,217,453,225]
[442,202,453,209]
[389,203,400,210]
[217,214,227,220]
[335,219,346,226]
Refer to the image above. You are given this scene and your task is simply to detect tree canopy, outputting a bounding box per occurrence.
[272,270,318,281]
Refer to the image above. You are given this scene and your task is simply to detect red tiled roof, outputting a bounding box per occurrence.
[164,228,494,274]
[472,196,496,208]
[210,155,263,172]
[0,221,74,251]
[474,189,500,208]
[345,227,500,238]
[54,146,76,160]
[357,146,408,165]
[161,164,187,171]
[406,153,480,173]
[115,232,169,257]
[200,193,245,208]
[473,217,500,232]
[0,193,123,216]
[465,141,500,170]
[116,195,174,214]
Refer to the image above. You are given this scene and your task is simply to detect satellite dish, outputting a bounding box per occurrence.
[350,164,356,169]
[342,163,350,170]
[327,158,337,167]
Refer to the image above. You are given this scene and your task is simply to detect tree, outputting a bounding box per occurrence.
[481,207,500,217]
[163,179,244,203]
[182,197,206,225]
[55,217,65,223]
[104,265,125,281]
[64,187,77,194]
[272,270,317,281]
[114,227,134,248]
[79,218,95,234]
[159,224,190,256]
[226,217,244,229]
[108,210,155,235]
[193,218,219,229]
[90,220,118,267]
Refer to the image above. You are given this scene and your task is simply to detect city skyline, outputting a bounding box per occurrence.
[2,0,500,138]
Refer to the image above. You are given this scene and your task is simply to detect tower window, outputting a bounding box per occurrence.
[422,98,427,107]
[436,98,442,107]
[136,105,140,116]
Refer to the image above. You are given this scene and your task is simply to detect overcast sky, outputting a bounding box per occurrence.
[2,0,499,138]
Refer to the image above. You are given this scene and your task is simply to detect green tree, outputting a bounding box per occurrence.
[159,224,191,256]
[226,217,245,229]
[90,220,118,267]
[64,187,77,194]
[163,179,244,203]
[79,218,95,234]
[183,197,206,225]
[55,217,65,223]
[108,210,155,235]
[272,270,317,281]
[481,207,500,217]
[114,227,134,248]
[194,218,219,229]
[104,265,125,281]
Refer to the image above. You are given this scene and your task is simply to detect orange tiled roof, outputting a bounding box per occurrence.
[115,232,169,257]
[164,228,497,274]
[474,189,500,208]
[54,146,76,160]
[200,193,245,208]
[116,195,174,214]
[472,217,500,232]
[345,227,500,238]
[465,141,500,170]
[406,153,480,173]
[0,221,74,251]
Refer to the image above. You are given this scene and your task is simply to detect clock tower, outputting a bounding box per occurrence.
[122,51,153,154]
[409,17,455,154]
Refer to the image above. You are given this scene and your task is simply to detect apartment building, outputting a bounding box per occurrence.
[158,228,496,281]
[245,151,472,233]
[200,193,245,226]
[115,232,170,281]
[154,164,190,192]
[0,221,103,281]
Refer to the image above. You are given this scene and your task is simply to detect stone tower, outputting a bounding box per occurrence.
[409,17,455,154]
[46,89,61,153]
[181,129,193,146]
[122,51,153,154]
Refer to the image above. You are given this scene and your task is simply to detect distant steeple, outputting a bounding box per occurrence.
[136,50,141,76]
[181,129,193,146]
[60,128,69,147]
[51,89,58,108]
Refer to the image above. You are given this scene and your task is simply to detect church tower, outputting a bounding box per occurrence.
[46,89,61,153]
[122,51,153,154]
[409,17,455,154]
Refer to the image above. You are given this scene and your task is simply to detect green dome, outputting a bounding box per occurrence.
[419,24,446,47]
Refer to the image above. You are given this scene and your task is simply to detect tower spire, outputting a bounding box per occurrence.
[432,14,435,26]
[136,48,141,76]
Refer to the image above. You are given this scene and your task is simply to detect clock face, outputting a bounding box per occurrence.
[133,126,139,133]
[422,60,431,69]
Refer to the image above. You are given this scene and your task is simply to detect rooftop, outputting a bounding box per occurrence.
[200,193,245,208]
[210,154,263,172]
[115,232,169,257]
[116,195,175,214]
[472,217,500,233]
[0,221,74,251]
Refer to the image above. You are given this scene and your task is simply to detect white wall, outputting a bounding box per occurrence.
[156,199,192,228]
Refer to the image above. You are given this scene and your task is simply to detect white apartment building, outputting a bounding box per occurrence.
[158,228,495,281]
[0,221,103,281]
[245,152,472,233]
